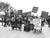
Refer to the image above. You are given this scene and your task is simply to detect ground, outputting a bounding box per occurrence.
[0,23,50,38]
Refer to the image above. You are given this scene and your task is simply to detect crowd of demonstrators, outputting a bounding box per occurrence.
[0,11,47,34]
[2,11,48,34]
[0,2,43,34]
[1,11,49,34]
[1,2,50,34]
[0,2,49,34]
[0,10,43,34]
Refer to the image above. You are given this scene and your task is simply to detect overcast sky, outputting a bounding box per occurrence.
[0,0,50,16]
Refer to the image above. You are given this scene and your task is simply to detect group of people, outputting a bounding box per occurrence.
[0,2,50,34]
[0,6,48,34]
[1,12,44,34]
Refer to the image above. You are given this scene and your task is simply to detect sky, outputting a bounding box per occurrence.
[0,0,50,16]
